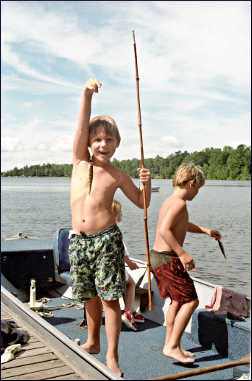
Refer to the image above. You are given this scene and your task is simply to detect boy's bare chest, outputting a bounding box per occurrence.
[71,166,118,195]
[176,208,188,227]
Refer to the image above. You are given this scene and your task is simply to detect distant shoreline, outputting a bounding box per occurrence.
[1,176,251,184]
[1,145,251,180]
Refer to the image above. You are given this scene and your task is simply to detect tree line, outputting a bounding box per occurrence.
[2,144,250,180]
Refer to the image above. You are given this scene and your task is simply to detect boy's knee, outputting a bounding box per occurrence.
[192,298,199,309]
[86,295,100,303]
[127,274,134,284]
[126,277,135,287]
[171,300,182,309]
[102,299,120,308]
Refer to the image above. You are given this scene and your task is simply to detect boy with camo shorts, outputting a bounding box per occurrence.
[69,78,151,377]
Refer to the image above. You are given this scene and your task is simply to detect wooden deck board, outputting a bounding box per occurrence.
[2,365,78,380]
[24,336,40,343]
[1,353,58,369]
[14,347,54,358]
[19,341,48,350]
[1,303,90,380]
[2,358,65,378]
[47,375,82,380]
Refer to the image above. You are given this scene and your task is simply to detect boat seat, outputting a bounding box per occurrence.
[53,228,71,274]
[191,307,250,376]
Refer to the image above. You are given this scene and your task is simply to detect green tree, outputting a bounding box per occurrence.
[227,144,248,179]
[1,145,250,180]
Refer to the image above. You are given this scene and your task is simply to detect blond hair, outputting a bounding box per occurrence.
[111,199,121,217]
[173,162,205,188]
[89,115,121,144]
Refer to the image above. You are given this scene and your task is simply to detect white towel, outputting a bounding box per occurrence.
[1,344,22,363]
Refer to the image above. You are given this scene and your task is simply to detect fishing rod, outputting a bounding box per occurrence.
[132,30,152,311]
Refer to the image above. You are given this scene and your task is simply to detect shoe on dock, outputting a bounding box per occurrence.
[132,311,144,323]
[121,311,138,331]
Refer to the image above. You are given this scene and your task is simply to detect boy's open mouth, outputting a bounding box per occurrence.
[98,151,109,155]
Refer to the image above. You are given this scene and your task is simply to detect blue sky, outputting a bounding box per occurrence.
[1,1,251,171]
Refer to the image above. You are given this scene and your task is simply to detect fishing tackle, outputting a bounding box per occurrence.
[88,155,93,194]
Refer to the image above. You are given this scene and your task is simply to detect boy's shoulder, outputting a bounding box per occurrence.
[108,164,134,190]
[110,163,129,177]
[71,160,128,184]
[162,195,186,210]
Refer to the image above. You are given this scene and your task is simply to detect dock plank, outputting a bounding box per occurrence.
[21,341,48,350]
[24,336,40,343]
[1,302,95,380]
[47,375,82,380]
[2,365,77,380]
[15,347,53,358]
[2,358,64,378]
[1,353,58,369]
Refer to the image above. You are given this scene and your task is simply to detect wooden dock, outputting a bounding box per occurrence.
[1,303,84,380]
[1,287,121,380]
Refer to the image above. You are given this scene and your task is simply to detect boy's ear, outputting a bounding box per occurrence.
[188,180,195,188]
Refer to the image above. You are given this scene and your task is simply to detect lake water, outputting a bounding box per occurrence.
[1,177,251,296]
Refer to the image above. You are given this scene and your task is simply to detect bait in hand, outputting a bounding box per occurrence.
[218,240,226,259]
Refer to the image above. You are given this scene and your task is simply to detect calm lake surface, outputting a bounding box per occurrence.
[1,177,251,296]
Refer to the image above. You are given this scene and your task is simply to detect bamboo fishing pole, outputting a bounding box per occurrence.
[150,353,250,380]
[132,30,152,311]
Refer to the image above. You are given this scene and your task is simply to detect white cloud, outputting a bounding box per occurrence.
[2,44,82,90]
[1,1,250,171]
[23,102,33,109]
[37,143,48,151]
[2,137,24,152]
[3,1,249,90]
[161,136,183,147]
[50,135,73,153]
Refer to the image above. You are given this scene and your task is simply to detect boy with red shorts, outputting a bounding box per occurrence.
[151,162,221,364]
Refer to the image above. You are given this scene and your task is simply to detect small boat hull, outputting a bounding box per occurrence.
[1,235,250,380]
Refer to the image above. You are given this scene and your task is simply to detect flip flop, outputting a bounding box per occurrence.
[1,344,22,363]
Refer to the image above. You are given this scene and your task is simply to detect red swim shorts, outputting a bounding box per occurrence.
[151,249,198,304]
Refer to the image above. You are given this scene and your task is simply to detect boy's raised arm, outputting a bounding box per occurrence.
[72,79,102,165]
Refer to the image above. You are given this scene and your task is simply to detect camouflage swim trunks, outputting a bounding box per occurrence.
[69,224,126,302]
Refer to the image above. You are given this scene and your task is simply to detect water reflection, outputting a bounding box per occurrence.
[1,177,251,295]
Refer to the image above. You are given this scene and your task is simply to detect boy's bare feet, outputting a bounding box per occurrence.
[163,346,195,364]
[180,348,195,357]
[106,356,123,377]
[81,342,100,354]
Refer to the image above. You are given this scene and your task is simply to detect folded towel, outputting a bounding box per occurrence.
[1,344,22,363]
